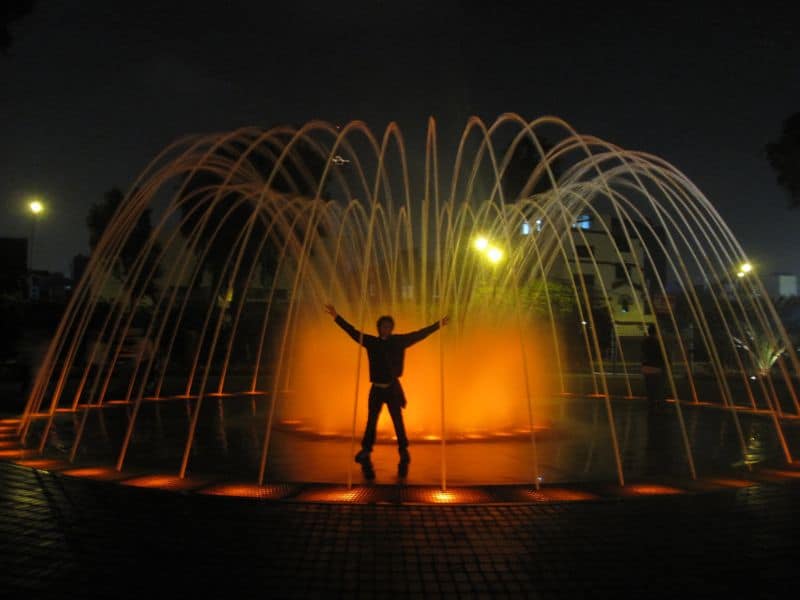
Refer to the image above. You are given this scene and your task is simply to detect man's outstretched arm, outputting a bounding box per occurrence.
[325,304,373,347]
[399,315,450,347]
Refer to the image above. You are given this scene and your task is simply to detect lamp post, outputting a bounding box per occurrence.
[737,261,753,279]
[27,198,44,272]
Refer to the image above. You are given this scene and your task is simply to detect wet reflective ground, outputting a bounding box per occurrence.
[30,394,798,485]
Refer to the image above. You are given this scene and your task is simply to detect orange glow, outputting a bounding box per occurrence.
[106,399,132,405]
[207,392,234,397]
[62,467,124,480]
[528,487,599,502]
[16,458,66,469]
[622,484,685,496]
[761,469,800,479]
[0,449,35,458]
[0,440,20,448]
[200,483,291,499]
[302,488,362,502]
[121,474,203,490]
[285,313,556,441]
[432,490,456,503]
[0,419,21,425]
[702,478,754,488]
[405,488,492,503]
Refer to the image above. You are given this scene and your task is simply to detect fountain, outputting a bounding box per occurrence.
[15,115,800,489]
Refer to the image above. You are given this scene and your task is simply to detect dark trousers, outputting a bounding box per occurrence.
[361,382,409,452]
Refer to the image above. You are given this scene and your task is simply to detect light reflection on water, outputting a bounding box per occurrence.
[36,395,790,485]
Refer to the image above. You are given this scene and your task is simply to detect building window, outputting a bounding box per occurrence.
[615,264,627,280]
[572,214,591,230]
[521,219,544,235]
[575,245,592,259]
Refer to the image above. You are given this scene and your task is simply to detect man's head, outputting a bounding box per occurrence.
[376,315,395,339]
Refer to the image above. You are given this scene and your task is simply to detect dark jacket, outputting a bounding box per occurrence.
[334,315,440,383]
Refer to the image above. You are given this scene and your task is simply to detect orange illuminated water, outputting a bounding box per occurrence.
[285,314,556,439]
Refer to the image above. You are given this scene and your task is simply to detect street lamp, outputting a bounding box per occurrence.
[737,261,753,279]
[473,236,489,252]
[472,235,504,264]
[486,247,503,264]
[27,197,45,271]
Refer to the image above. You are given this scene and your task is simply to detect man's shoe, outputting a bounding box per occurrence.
[355,450,375,481]
[398,448,410,478]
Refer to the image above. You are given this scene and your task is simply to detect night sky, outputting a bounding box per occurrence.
[1,1,797,276]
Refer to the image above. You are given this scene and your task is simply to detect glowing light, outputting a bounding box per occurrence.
[16,458,66,469]
[28,199,44,214]
[303,489,361,502]
[703,478,754,489]
[432,490,456,503]
[0,449,35,458]
[737,271,745,278]
[62,467,123,480]
[761,469,800,479]
[623,484,685,496]
[473,236,489,251]
[200,484,290,499]
[486,246,503,263]
[122,474,203,490]
[529,488,599,502]
[741,262,753,273]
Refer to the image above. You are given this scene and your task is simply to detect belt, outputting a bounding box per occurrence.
[372,381,395,389]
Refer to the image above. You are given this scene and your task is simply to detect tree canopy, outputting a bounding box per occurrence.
[766,112,800,208]
[1,1,35,55]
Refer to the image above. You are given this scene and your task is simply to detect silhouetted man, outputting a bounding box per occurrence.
[325,304,448,480]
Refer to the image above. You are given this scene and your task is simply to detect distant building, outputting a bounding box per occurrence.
[28,270,72,303]
[71,254,90,284]
[0,237,28,296]
[525,212,665,338]
[764,272,798,299]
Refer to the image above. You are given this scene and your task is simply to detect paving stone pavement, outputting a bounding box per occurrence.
[1,460,800,599]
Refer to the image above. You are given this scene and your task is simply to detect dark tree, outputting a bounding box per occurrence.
[766,113,800,208]
[1,1,35,54]
[177,133,331,297]
[87,187,160,302]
